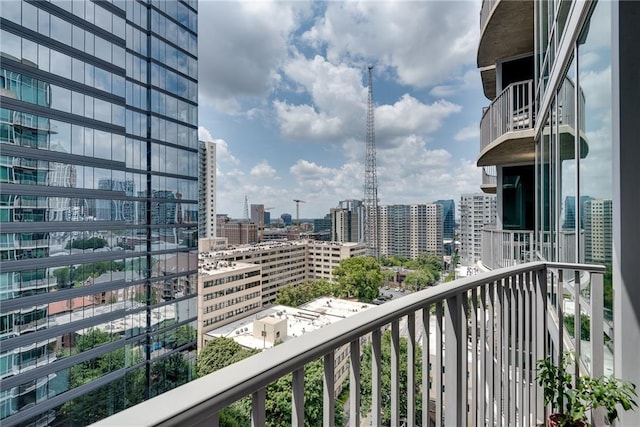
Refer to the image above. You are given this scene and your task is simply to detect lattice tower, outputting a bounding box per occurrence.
[363,66,379,258]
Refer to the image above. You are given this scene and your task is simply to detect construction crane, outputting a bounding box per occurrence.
[293,199,306,238]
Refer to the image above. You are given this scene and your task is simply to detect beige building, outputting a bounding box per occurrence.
[203,240,365,305]
[198,259,262,349]
[216,215,258,245]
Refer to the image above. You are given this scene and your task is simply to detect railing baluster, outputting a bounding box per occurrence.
[323,351,335,427]
[536,268,548,424]
[471,288,479,427]
[573,269,581,382]
[435,302,443,427]
[557,269,564,370]
[349,339,360,427]
[510,276,517,425]
[211,412,219,427]
[496,279,503,425]
[518,273,525,426]
[479,285,487,426]
[292,367,304,427]
[444,292,465,426]
[590,270,604,425]
[421,306,431,427]
[391,319,400,427]
[252,388,265,427]
[407,312,416,427]
[488,282,495,427]
[372,329,382,427]
[524,271,531,427]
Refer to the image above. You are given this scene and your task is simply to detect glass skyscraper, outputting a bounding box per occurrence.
[0,1,198,425]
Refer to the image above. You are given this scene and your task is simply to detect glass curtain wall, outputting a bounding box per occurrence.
[0,1,198,425]
[535,0,613,367]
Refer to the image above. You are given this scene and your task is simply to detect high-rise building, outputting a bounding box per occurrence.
[378,203,443,259]
[459,194,496,265]
[476,1,640,414]
[250,204,263,225]
[330,199,363,243]
[435,199,455,239]
[584,199,612,264]
[216,215,258,245]
[0,1,199,424]
[314,214,331,233]
[199,140,216,238]
[280,213,292,226]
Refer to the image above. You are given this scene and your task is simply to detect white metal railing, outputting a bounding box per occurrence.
[93,261,606,427]
[482,228,534,270]
[480,80,534,153]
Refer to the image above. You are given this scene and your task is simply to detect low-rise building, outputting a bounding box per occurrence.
[203,297,373,394]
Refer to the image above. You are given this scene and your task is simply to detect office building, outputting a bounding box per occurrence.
[0,1,199,425]
[200,240,365,306]
[313,214,331,233]
[216,215,258,245]
[459,194,496,265]
[434,199,455,240]
[199,140,216,238]
[330,199,363,243]
[584,199,612,265]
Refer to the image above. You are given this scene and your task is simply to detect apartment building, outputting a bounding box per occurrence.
[330,199,364,243]
[378,203,444,260]
[199,140,216,238]
[459,194,496,265]
[0,1,199,424]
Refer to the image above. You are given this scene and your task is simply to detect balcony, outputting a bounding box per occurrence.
[481,166,497,194]
[94,261,608,427]
[478,80,535,167]
[481,228,533,270]
[478,0,534,99]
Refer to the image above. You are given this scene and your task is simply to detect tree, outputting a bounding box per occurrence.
[407,254,443,282]
[150,353,193,397]
[197,337,259,378]
[333,256,383,302]
[52,267,71,289]
[404,269,436,291]
[197,338,342,426]
[360,330,424,425]
[274,279,335,306]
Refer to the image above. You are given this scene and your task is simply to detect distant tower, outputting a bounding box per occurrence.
[363,65,380,258]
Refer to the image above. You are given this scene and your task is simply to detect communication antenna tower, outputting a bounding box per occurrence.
[363,65,379,258]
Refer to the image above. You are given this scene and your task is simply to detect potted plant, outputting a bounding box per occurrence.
[536,352,637,426]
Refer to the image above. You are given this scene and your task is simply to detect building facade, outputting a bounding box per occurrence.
[200,240,365,306]
[459,194,496,265]
[0,1,199,425]
[477,1,640,421]
[434,199,455,240]
[199,140,216,238]
[378,203,444,259]
[330,199,363,243]
[216,215,258,245]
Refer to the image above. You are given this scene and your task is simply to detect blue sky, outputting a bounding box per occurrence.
[197,1,487,219]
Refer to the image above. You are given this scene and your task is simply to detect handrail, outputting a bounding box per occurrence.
[480,79,534,154]
[93,261,606,427]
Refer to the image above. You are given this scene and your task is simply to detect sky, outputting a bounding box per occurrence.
[197,0,488,219]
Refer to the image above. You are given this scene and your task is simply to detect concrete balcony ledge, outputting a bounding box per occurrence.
[478,0,534,99]
[478,80,535,167]
[94,261,608,427]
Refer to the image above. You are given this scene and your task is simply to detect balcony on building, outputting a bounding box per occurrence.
[94,262,613,427]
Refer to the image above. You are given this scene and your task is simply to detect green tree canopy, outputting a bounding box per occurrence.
[274,279,335,307]
[197,337,260,378]
[333,256,383,302]
[404,268,436,291]
[360,330,424,425]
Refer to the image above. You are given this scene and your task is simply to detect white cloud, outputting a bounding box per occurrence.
[454,123,480,141]
[250,161,278,179]
[302,1,480,88]
[198,1,310,111]
[199,126,239,164]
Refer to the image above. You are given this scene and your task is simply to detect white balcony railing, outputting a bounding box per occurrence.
[480,80,534,153]
[94,261,606,427]
[482,228,534,270]
[479,0,497,32]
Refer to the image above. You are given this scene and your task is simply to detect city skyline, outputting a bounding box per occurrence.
[197,1,487,218]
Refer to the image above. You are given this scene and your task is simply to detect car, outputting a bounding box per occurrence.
[384,286,390,290]
[395,287,401,292]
